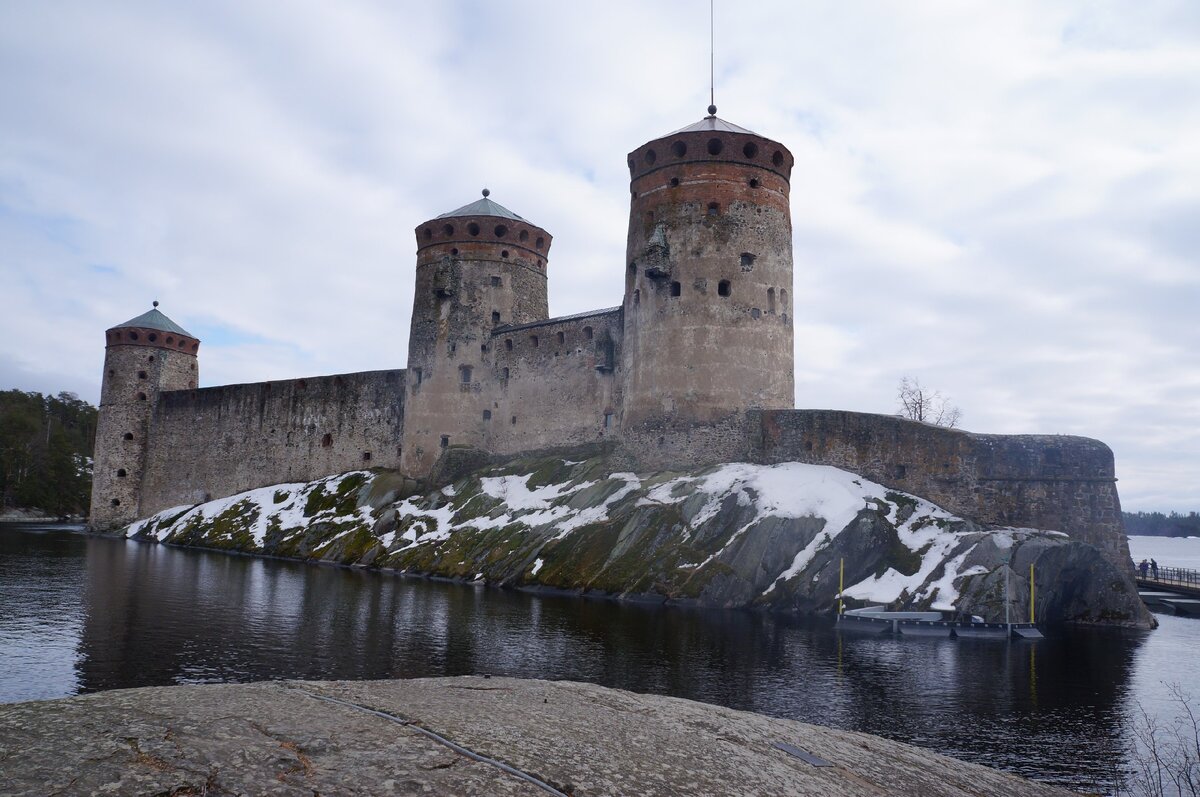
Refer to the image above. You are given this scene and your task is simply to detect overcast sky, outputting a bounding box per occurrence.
[1,2,1197,512]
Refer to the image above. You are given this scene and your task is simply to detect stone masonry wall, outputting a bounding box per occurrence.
[139,369,405,516]
[754,409,1130,566]
[487,309,623,454]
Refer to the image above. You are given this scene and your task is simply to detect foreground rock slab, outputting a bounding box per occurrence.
[0,676,1073,796]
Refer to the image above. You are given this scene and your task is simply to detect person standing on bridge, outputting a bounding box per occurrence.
[1139,559,1149,578]
[1151,559,1159,579]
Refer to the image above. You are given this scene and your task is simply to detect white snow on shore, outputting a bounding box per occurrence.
[123,459,1056,610]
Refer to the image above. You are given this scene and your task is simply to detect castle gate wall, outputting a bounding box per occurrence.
[754,409,1130,566]
[139,369,405,516]
[487,309,623,454]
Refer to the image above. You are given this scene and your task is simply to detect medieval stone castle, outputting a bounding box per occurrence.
[89,109,1132,567]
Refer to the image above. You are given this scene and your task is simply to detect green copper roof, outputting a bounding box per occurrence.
[112,306,194,337]
[436,190,527,222]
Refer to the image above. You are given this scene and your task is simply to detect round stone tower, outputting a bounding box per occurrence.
[401,191,552,478]
[90,303,200,530]
[619,109,795,427]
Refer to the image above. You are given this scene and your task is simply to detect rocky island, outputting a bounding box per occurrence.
[124,455,1151,627]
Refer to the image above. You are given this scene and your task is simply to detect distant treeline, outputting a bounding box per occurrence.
[0,390,97,517]
[1124,511,1200,538]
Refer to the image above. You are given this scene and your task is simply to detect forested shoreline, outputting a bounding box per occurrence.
[1123,510,1200,538]
[0,390,96,518]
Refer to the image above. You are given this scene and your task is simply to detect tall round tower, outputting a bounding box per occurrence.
[90,303,200,530]
[401,191,552,477]
[619,109,795,427]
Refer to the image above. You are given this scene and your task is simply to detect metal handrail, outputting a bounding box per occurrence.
[1138,565,1200,587]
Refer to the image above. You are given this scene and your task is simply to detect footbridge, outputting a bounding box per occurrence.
[1138,566,1200,617]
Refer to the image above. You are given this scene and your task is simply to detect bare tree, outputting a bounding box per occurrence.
[896,376,962,428]
[1119,684,1200,796]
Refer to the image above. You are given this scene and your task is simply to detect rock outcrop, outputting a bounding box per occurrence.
[122,456,1153,628]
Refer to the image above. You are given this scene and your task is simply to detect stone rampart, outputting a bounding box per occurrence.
[139,369,405,515]
[754,409,1129,565]
[487,308,623,454]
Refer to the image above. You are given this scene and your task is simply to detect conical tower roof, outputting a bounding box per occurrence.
[667,115,758,136]
[111,304,194,337]
[436,190,527,222]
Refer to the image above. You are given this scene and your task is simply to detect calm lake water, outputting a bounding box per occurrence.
[2,524,1199,792]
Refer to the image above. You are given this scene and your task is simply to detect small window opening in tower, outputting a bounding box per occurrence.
[556,331,565,345]
[494,224,508,238]
[111,498,121,507]
[108,369,114,377]
[443,223,455,236]
[502,367,510,379]
[740,253,756,270]
[768,288,776,314]
[483,410,492,421]
[751,308,761,319]
[510,416,517,425]
[467,222,480,236]
[604,412,614,429]
[164,337,173,344]
[583,326,593,340]
[129,331,139,341]
[671,140,687,157]
[634,289,640,305]
[718,280,731,297]
[414,368,422,386]
[491,275,501,287]
[440,435,450,448]
[644,148,656,165]
[460,365,473,384]
[743,141,759,159]
[707,138,723,156]
[535,237,545,249]
[148,333,157,342]
[505,339,513,351]
[628,262,636,276]
[138,371,147,380]
[530,335,539,348]
[123,432,134,441]
[519,229,528,242]
[117,469,127,478]
[501,250,509,259]
[670,177,680,187]
[749,178,760,189]
[190,342,198,351]
[670,281,682,297]
[423,227,432,240]
[450,342,456,354]
[772,150,785,167]
[492,311,501,324]
[136,392,147,401]
[362,452,372,462]
[451,247,459,256]
[480,343,487,354]
[707,202,720,216]
[148,355,155,362]
[321,433,332,448]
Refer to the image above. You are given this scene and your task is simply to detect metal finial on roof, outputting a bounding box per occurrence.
[482,188,490,198]
[153,300,159,308]
[708,104,717,116]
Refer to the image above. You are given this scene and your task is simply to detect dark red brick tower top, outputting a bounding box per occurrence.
[626,109,794,185]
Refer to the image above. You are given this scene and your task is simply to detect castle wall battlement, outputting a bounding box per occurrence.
[138,369,405,517]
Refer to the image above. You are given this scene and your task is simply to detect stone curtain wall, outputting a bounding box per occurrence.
[139,370,405,516]
[487,309,623,455]
[754,410,1130,566]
